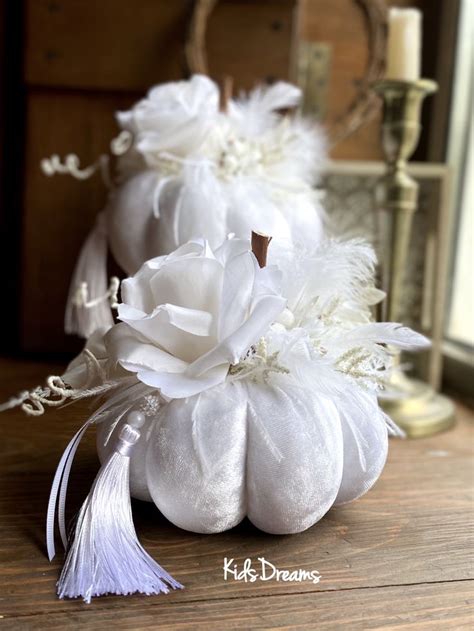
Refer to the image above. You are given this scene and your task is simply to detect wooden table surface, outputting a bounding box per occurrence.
[0,358,473,630]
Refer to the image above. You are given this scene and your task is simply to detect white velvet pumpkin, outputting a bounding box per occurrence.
[87,237,429,535]
[96,377,389,534]
[108,75,326,275]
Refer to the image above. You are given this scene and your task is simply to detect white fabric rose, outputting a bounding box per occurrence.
[105,239,286,398]
[117,74,219,167]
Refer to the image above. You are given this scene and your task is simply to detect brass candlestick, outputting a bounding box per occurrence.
[374,78,455,438]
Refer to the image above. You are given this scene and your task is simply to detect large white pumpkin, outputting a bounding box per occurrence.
[90,237,427,535]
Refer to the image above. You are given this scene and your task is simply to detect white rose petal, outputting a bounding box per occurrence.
[106,238,286,398]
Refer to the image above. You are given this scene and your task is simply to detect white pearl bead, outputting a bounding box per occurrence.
[276,308,295,328]
[127,410,146,429]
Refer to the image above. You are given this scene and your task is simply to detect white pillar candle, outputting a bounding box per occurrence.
[386,8,422,81]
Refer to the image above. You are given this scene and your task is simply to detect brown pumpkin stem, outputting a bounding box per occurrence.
[251,231,272,268]
[219,75,234,113]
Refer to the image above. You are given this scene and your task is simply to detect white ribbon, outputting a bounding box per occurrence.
[46,419,93,560]
[152,176,174,218]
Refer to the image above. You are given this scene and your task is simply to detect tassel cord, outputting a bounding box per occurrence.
[56,411,183,602]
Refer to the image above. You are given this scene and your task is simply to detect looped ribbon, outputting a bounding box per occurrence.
[46,419,94,560]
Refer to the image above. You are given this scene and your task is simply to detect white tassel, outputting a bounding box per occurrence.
[65,212,115,338]
[57,410,183,603]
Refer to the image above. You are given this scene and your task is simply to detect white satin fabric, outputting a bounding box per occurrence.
[96,371,388,535]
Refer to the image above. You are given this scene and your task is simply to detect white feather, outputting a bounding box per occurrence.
[341,323,431,349]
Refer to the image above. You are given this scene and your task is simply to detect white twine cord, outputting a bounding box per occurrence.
[0,349,114,417]
[72,276,120,310]
[41,154,112,189]
[110,130,133,156]
[40,130,133,190]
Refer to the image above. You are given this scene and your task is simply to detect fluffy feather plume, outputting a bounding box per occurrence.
[271,238,430,394]
[336,322,430,350]
[279,238,378,328]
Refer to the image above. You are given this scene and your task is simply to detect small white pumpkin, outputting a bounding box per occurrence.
[58,75,326,338]
[108,75,327,275]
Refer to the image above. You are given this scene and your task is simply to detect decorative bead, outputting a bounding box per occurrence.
[276,308,295,328]
[127,410,146,429]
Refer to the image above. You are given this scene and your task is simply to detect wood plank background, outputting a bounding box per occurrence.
[0,0,456,354]
[25,0,298,92]
[0,359,472,628]
[19,0,299,354]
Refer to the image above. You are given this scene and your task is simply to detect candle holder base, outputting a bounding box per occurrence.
[379,374,455,438]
